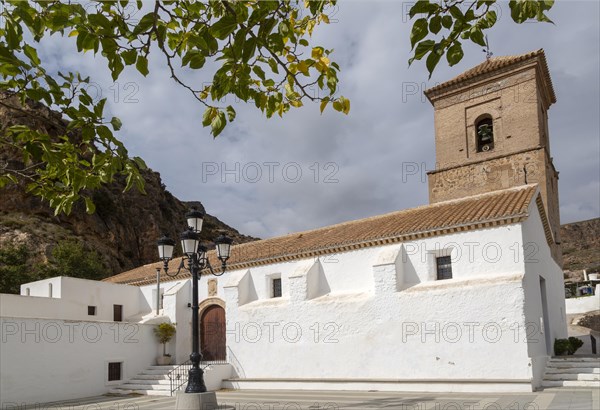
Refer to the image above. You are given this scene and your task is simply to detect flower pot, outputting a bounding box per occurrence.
[157,355,172,365]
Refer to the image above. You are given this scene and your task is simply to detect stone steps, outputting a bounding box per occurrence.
[109,365,180,397]
[542,357,600,389]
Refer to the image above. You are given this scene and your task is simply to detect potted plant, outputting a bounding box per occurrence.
[154,322,176,365]
[568,337,584,355]
[554,337,585,356]
[554,338,570,356]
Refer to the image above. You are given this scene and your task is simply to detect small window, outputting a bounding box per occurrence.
[88,306,97,316]
[108,362,122,381]
[113,304,123,322]
[476,116,494,152]
[272,278,282,298]
[436,256,453,280]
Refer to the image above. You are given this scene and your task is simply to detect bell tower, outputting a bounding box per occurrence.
[424,49,562,265]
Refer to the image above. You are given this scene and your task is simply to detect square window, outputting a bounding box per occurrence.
[108,362,122,381]
[436,256,453,280]
[272,277,282,298]
[88,306,97,316]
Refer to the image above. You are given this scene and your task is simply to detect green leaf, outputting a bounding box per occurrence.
[426,48,442,78]
[409,1,432,18]
[410,18,429,49]
[449,6,464,21]
[210,14,238,40]
[23,45,40,65]
[486,10,498,27]
[429,16,442,34]
[320,97,329,114]
[470,28,486,46]
[133,156,147,171]
[442,15,453,29]
[110,117,122,131]
[226,105,236,122]
[136,55,149,76]
[84,197,96,214]
[211,110,227,137]
[446,43,464,67]
[202,107,215,127]
[412,40,435,61]
[121,49,137,65]
[242,37,257,62]
[185,52,205,69]
[252,65,266,80]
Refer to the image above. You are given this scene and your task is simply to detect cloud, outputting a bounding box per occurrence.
[34,0,600,238]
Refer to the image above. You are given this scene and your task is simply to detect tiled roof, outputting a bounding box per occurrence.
[425,49,556,104]
[104,185,540,286]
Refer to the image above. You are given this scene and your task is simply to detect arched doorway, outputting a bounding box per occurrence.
[200,304,226,361]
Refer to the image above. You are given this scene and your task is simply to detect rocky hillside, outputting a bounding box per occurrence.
[0,98,256,283]
[561,217,600,281]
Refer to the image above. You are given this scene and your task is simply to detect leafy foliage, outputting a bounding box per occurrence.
[0,243,38,294]
[0,0,344,214]
[0,239,104,293]
[154,322,177,356]
[554,337,585,355]
[40,240,106,280]
[408,0,554,76]
[0,1,555,215]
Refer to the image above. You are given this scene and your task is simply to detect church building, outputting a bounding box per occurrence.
[0,50,568,405]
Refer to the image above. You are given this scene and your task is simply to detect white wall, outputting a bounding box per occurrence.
[0,317,160,406]
[216,225,538,388]
[18,277,149,322]
[520,201,568,388]
[566,293,600,315]
[21,277,61,298]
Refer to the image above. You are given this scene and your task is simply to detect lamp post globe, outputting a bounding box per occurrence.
[157,234,175,261]
[215,235,233,263]
[185,209,204,233]
[180,228,200,256]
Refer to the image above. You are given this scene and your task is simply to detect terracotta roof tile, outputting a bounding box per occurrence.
[425,49,556,104]
[104,185,539,286]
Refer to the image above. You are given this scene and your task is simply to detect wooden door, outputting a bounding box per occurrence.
[113,304,123,322]
[200,305,226,361]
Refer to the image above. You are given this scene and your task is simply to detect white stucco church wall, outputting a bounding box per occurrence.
[216,204,566,392]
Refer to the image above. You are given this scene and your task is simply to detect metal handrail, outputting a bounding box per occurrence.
[167,358,229,395]
[168,360,192,396]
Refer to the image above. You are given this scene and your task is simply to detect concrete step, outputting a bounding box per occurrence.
[545,367,600,374]
[115,383,171,391]
[108,388,172,396]
[139,369,174,375]
[134,374,171,380]
[544,373,600,381]
[550,357,600,363]
[147,365,179,370]
[541,380,600,388]
[547,361,600,368]
[127,379,173,385]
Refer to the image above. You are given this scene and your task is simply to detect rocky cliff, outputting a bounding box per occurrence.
[561,217,600,281]
[0,97,256,280]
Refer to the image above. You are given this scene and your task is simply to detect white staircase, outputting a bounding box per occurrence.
[542,357,600,388]
[109,365,179,396]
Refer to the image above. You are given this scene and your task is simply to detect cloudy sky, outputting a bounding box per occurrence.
[41,0,600,239]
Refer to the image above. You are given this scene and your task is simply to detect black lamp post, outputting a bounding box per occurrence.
[156,209,232,394]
